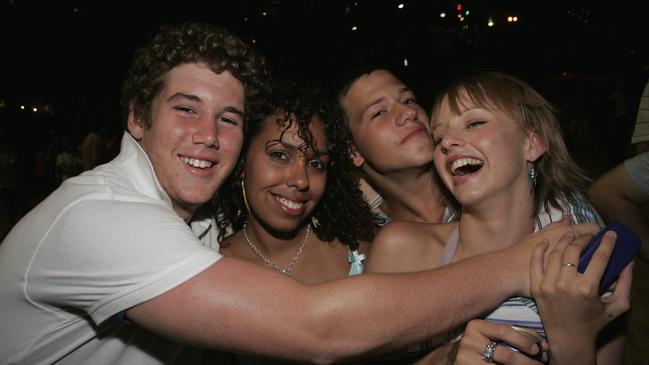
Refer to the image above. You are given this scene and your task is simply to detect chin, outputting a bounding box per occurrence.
[182,192,214,207]
[456,193,484,208]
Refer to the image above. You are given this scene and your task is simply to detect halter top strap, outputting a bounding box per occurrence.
[348,249,366,276]
[437,225,459,267]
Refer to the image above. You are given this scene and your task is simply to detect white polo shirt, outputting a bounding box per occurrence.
[0,132,221,364]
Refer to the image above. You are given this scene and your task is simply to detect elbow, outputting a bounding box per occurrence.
[586,184,603,203]
[300,324,367,364]
[298,300,385,364]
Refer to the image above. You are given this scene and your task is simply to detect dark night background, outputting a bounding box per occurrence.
[1,0,649,236]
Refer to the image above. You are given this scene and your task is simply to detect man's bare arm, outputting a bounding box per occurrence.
[127,222,595,364]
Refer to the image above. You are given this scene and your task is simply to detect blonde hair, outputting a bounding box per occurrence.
[430,71,589,214]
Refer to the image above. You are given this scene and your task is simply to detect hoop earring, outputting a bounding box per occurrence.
[241,179,251,213]
[528,163,537,192]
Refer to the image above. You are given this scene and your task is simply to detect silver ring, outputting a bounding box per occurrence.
[481,340,497,362]
[561,261,577,268]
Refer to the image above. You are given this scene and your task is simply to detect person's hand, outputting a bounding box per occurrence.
[504,218,600,296]
[452,320,544,365]
[530,230,633,365]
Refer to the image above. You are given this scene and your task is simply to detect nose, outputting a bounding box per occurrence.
[193,118,220,148]
[395,103,417,127]
[287,163,309,191]
[439,129,462,155]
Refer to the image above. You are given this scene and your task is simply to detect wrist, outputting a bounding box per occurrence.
[493,245,530,296]
[546,335,597,365]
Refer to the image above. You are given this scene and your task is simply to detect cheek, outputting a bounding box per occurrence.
[144,123,186,156]
[311,174,327,201]
[162,121,189,144]
[361,127,389,150]
[246,161,282,190]
[220,128,244,161]
[433,151,446,175]
[378,129,399,147]
[481,133,523,162]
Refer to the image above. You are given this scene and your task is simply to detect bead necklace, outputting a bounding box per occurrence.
[242,222,310,276]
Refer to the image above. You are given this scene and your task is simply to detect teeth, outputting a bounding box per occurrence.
[277,196,304,210]
[181,156,214,169]
[450,158,484,175]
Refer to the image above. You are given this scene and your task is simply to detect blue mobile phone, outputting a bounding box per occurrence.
[578,222,641,294]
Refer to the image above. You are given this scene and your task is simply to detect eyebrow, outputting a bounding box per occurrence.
[360,86,413,116]
[459,106,484,114]
[268,140,330,157]
[167,92,245,118]
[224,106,245,119]
[360,97,386,116]
[167,92,201,103]
[432,106,488,131]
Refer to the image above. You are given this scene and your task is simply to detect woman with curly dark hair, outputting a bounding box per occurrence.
[215,79,378,283]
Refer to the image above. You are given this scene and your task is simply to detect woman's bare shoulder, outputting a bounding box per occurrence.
[365,221,456,273]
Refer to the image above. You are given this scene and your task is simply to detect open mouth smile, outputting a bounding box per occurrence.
[449,157,484,176]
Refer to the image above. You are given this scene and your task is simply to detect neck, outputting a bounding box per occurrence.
[242,218,311,276]
[244,218,309,256]
[365,166,446,223]
[458,186,536,256]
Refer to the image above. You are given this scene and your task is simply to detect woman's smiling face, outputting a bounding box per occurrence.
[431,93,535,207]
[243,113,330,233]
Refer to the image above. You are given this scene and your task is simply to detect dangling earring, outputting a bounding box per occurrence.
[310,216,321,229]
[528,163,537,192]
[241,179,251,213]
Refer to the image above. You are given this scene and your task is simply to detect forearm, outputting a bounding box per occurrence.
[589,194,649,260]
[545,328,625,365]
[547,336,597,365]
[308,249,524,359]
[589,163,649,261]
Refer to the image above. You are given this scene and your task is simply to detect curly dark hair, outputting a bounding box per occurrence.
[120,22,269,128]
[214,79,378,250]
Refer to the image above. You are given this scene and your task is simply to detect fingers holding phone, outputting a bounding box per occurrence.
[530,223,636,365]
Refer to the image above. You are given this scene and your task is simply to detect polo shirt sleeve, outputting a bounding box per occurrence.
[26,198,221,325]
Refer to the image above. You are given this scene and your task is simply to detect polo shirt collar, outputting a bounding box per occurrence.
[113,132,173,208]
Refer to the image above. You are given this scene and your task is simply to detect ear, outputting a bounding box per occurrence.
[349,144,365,167]
[127,108,144,141]
[525,132,546,163]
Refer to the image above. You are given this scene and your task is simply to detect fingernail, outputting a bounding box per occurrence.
[605,231,617,239]
[531,343,539,354]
